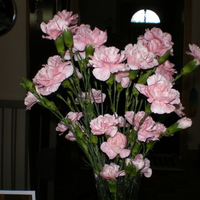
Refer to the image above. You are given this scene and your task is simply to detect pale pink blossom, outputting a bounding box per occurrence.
[135,74,180,114]
[186,44,200,64]
[155,60,176,82]
[33,55,74,95]
[24,92,38,110]
[90,114,119,137]
[125,42,158,70]
[124,111,135,125]
[134,111,156,142]
[151,122,167,141]
[73,24,107,51]
[65,131,76,141]
[40,10,78,40]
[89,46,126,81]
[78,88,106,103]
[131,154,145,170]
[100,163,126,181]
[177,117,192,129]
[100,132,130,159]
[56,122,68,133]
[115,70,130,88]
[56,111,83,134]
[138,27,174,57]
[141,158,152,178]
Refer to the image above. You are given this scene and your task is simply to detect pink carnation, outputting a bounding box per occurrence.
[100,132,130,159]
[90,114,118,137]
[115,70,130,88]
[186,44,200,65]
[78,88,106,104]
[155,60,176,82]
[33,55,74,95]
[124,111,135,125]
[134,111,156,142]
[126,154,145,170]
[100,163,126,181]
[135,74,180,114]
[125,41,158,70]
[24,92,38,110]
[40,10,78,40]
[138,27,174,57]
[73,24,107,51]
[65,132,76,141]
[56,111,83,134]
[89,46,126,81]
[141,158,152,178]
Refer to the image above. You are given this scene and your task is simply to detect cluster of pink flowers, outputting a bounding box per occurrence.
[23,10,199,183]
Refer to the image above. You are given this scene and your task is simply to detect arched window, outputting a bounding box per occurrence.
[130,9,160,24]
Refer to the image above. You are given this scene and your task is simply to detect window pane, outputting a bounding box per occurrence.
[130,9,160,24]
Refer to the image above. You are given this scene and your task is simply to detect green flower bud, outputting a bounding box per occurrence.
[63,29,73,48]
[62,79,71,88]
[90,134,98,145]
[181,60,198,75]
[125,160,134,174]
[85,44,94,59]
[131,141,141,157]
[74,124,84,139]
[21,78,35,92]
[54,35,65,57]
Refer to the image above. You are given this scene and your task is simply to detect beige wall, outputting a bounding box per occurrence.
[0,0,27,101]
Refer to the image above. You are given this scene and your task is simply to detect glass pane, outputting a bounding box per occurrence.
[130,9,160,24]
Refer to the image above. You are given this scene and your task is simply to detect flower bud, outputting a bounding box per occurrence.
[85,44,94,59]
[21,78,35,92]
[131,141,141,157]
[54,35,65,57]
[181,60,198,75]
[74,124,84,139]
[125,158,134,174]
[90,134,98,145]
[63,29,73,48]
[164,117,192,136]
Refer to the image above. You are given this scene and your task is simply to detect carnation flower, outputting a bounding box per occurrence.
[89,45,126,81]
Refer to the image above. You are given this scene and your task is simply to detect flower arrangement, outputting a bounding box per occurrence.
[21,10,200,200]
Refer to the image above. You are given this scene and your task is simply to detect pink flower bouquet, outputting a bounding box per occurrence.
[21,9,200,200]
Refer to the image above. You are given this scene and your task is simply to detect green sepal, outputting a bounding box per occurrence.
[106,74,114,86]
[129,70,139,80]
[125,162,134,174]
[158,50,170,64]
[107,180,117,193]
